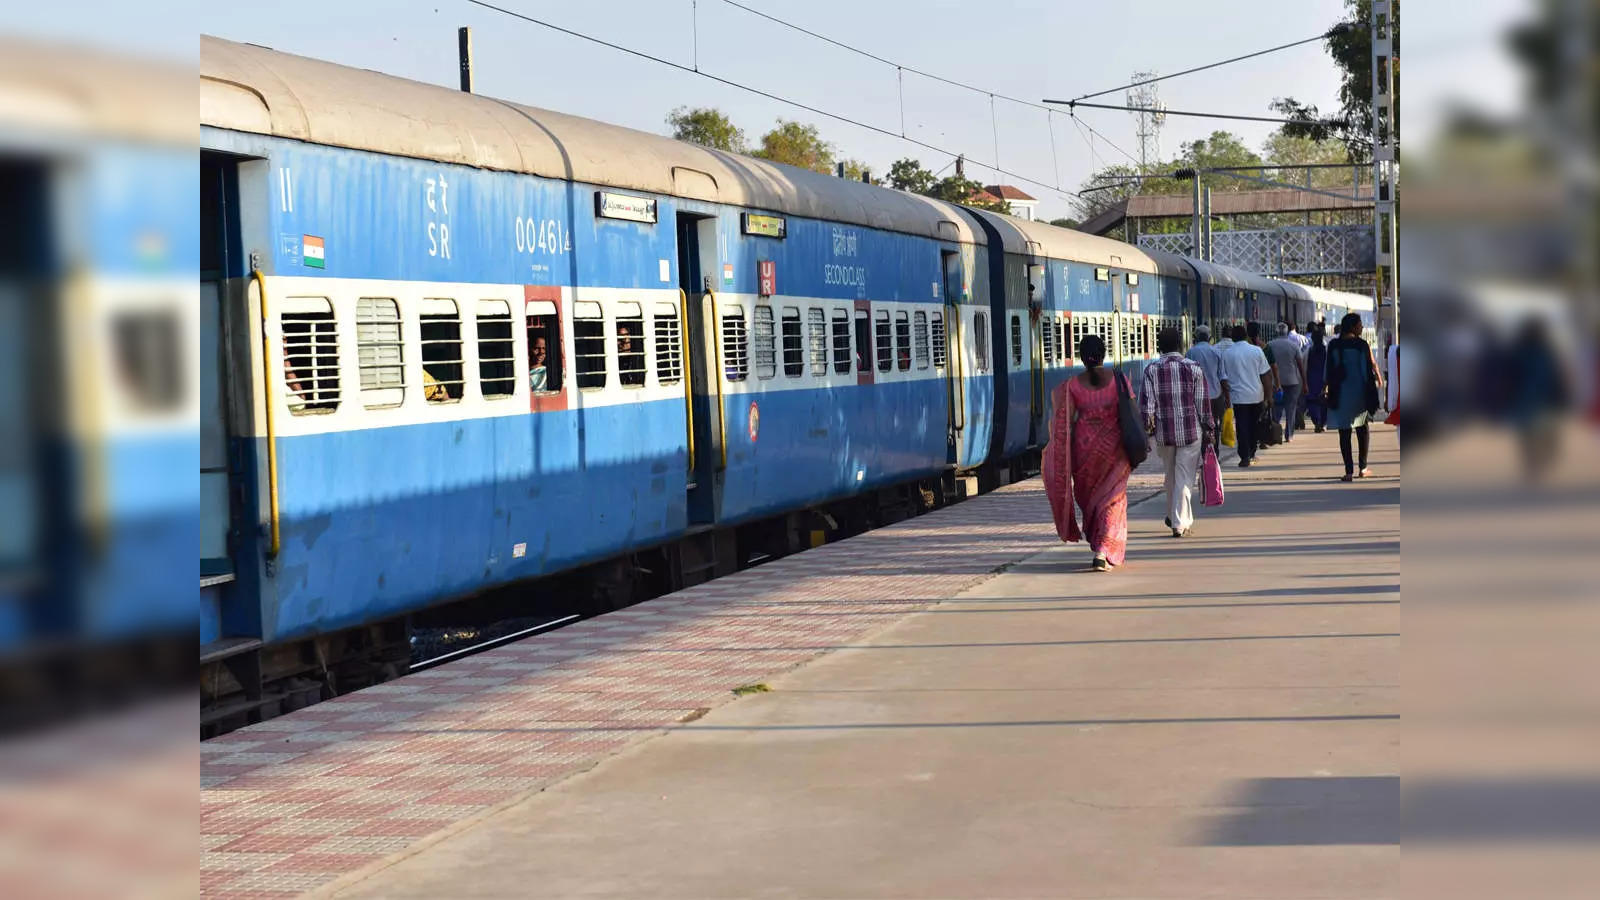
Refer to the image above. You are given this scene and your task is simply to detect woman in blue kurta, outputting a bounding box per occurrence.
[1323,313,1383,481]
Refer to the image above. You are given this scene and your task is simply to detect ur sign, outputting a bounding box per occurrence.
[758,259,776,297]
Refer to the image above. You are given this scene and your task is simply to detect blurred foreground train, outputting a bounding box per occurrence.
[198,37,1373,730]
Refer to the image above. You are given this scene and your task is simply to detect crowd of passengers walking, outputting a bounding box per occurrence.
[1043,314,1386,571]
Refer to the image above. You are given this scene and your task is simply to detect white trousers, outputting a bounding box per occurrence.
[1158,441,1202,532]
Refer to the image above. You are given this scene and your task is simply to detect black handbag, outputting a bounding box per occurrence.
[1114,371,1149,467]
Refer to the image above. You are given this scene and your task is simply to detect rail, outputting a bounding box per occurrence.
[678,289,696,475]
[252,269,281,558]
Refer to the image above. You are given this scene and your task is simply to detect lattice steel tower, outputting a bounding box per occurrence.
[1126,72,1167,172]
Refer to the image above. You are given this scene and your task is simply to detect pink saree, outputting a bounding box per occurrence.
[1042,375,1132,565]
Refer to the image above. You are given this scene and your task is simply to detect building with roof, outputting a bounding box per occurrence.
[983,185,1039,220]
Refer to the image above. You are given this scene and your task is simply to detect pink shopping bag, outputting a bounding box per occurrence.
[1202,444,1224,507]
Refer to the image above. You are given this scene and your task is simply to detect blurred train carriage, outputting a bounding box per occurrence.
[197,36,1375,730]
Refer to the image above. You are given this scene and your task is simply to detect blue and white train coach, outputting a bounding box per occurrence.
[199,37,1000,722]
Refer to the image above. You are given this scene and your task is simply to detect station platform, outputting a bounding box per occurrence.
[202,427,1398,899]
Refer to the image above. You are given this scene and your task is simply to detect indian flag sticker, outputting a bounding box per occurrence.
[302,235,325,269]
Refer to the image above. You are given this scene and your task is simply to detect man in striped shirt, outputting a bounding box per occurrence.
[1142,327,1214,537]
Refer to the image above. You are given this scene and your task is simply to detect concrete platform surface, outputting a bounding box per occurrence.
[326,428,1400,899]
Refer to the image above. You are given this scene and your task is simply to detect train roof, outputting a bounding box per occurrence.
[963,208,1191,276]
[1302,284,1375,311]
[1184,258,1287,298]
[199,36,984,246]
[0,38,191,143]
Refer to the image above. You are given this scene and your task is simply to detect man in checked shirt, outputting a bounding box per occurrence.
[1142,327,1215,537]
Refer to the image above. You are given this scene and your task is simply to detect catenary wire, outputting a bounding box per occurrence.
[462,0,1083,199]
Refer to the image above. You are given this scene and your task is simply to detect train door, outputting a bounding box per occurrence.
[940,249,964,463]
[676,213,719,525]
[1109,271,1127,369]
[200,156,248,631]
[1026,263,1045,444]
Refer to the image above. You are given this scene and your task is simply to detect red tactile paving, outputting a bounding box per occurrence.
[201,479,1092,898]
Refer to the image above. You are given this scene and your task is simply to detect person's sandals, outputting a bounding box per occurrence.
[1092,557,1110,572]
[1340,472,1355,482]
[1358,467,1372,478]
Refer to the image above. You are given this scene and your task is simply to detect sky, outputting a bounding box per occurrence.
[10,0,1528,220]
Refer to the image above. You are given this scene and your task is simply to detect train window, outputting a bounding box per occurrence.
[1010,315,1022,366]
[616,301,645,387]
[356,296,404,409]
[895,311,911,371]
[282,297,341,413]
[854,309,872,373]
[930,311,947,369]
[653,301,682,386]
[1057,319,1067,362]
[830,309,851,374]
[476,300,515,399]
[1041,314,1055,364]
[573,301,607,390]
[526,300,562,394]
[1127,273,1139,287]
[781,307,804,377]
[973,311,989,372]
[722,305,748,382]
[913,311,929,370]
[874,310,892,373]
[752,306,776,379]
[112,309,183,412]
[420,298,465,403]
[807,308,827,376]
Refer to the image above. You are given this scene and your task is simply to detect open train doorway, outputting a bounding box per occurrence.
[675,212,719,525]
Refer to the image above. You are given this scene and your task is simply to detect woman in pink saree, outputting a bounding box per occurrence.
[1042,334,1132,571]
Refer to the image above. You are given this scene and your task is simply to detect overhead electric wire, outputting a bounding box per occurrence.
[461,0,1081,199]
[1066,24,1353,103]
[715,0,1056,114]
[1050,99,1347,127]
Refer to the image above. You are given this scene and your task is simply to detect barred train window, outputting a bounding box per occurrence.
[282,297,340,413]
[356,296,403,409]
[894,311,911,372]
[913,311,929,370]
[112,310,183,412]
[616,301,645,387]
[930,311,947,368]
[573,301,606,390]
[526,300,562,393]
[973,311,989,372]
[781,307,803,377]
[420,298,464,403]
[1057,319,1068,361]
[722,305,748,382]
[476,300,515,399]
[752,306,776,379]
[874,310,891,374]
[1010,315,1022,366]
[653,302,682,385]
[830,309,851,374]
[853,309,872,373]
[1041,314,1055,363]
[806,308,827,376]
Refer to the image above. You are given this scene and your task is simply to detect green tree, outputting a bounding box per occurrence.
[1262,133,1354,189]
[666,106,746,153]
[929,174,1009,213]
[1048,217,1079,229]
[753,120,835,174]
[1177,130,1265,179]
[1271,1,1397,162]
[886,158,936,194]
